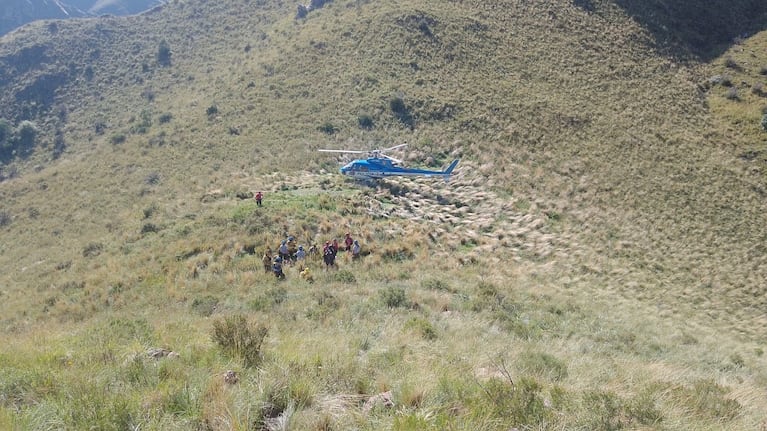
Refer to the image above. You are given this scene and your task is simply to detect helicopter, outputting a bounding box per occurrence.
[319,144,459,181]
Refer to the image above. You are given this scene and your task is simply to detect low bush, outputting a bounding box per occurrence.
[404,317,437,340]
[334,269,356,283]
[110,133,126,145]
[358,114,374,130]
[317,122,338,134]
[211,314,268,367]
[380,286,408,308]
[191,295,218,317]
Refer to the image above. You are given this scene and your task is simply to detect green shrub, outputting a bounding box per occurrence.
[404,317,437,340]
[110,133,126,145]
[158,112,173,124]
[206,104,218,117]
[380,286,408,308]
[317,122,338,134]
[334,269,356,283]
[390,96,415,128]
[581,390,625,431]
[211,314,268,367]
[421,277,451,292]
[191,295,218,317]
[476,376,550,425]
[358,114,374,130]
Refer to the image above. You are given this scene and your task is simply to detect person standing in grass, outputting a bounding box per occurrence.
[255,191,263,206]
[351,240,361,260]
[272,256,285,279]
[294,245,306,268]
[344,232,354,252]
[262,247,273,273]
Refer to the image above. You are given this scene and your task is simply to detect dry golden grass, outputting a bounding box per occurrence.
[0,0,766,429]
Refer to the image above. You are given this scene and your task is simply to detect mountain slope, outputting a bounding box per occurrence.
[0,0,766,429]
[0,0,163,36]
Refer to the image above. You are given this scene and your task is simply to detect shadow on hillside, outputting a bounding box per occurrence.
[586,0,767,61]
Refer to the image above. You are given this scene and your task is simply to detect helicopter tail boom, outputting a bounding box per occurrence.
[443,159,460,176]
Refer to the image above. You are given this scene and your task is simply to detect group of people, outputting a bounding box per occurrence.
[322,233,361,268]
[261,232,361,280]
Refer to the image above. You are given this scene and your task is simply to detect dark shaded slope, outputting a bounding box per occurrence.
[608,0,767,60]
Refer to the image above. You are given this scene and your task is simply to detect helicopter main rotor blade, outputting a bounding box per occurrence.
[382,154,403,164]
[318,149,368,154]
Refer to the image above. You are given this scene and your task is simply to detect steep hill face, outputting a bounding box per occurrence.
[0,0,765,330]
[0,0,163,37]
[0,0,85,37]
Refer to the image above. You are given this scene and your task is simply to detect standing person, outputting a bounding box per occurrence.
[323,241,336,269]
[255,191,263,207]
[278,240,290,262]
[294,245,306,266]
[262,248,273,273]
[272,256,285,279]
[344,233,354,252]
[351,240,361,260]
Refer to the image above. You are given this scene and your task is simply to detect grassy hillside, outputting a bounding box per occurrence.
[1,0,766,429]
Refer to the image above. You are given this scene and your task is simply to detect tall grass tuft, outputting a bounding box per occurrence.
[212,314,268,367]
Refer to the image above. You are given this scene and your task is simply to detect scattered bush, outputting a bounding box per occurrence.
[94,120,107,135]
[206,104,218,117]
[191,295,218,317]
[725,87,739,100]
[82,242,104,258]
[390,96,415,128]
[404,317,437,340]
[144,172,161,185]
[212,314,268,367]
[724,56,739,70]
[131,109,152,134]
[0,120,38,161]
[581,390,626,431]
[380,286,408,308]
[110,133,126,145]
[158,112,173,124]
[477,376,550,425]
[760,66,767,76]
[761,114,767,131]
[358,114,374,130]
[421,277,452,292]
[141,223,159,234]
[334,269,356,283]
[317,122,338,135]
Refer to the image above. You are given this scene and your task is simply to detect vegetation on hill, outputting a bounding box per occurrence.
[0,0,766,429]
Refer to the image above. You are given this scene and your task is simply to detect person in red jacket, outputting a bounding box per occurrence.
[255,191,263,207]
[344,233,354,252]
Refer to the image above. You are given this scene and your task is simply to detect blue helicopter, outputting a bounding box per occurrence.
[319,144,459,181]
